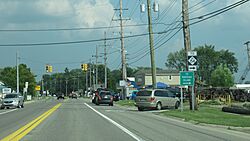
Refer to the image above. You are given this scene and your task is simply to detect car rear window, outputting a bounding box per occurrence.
[137,90,152,96]
[100,92,111,96]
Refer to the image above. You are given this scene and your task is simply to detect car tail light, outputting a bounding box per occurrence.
[149,97,155,102]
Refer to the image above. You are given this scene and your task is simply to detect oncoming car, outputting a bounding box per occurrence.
[1,93,24,109]
[135,89,180,111]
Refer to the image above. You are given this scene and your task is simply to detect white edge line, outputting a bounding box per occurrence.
[0,109,18,115]
[84,103,144,141]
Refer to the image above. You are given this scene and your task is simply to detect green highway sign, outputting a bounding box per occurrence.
[180,71,194,86]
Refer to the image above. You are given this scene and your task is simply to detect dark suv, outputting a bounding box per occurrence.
[94,90,113,106]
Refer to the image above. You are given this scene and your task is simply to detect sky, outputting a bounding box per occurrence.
[0,0,249,82]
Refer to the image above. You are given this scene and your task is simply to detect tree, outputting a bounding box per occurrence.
[165,44,238,85]
[210,64,234,87]
[0,64,36,96]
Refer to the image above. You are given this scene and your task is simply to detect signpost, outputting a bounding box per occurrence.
[180,71,195,111]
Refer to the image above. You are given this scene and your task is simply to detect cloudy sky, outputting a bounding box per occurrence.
[0,0,249,82]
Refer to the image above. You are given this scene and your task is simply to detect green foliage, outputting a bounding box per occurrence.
[210,64,234,87]
[165,44,238,85]
[0,64,36,96]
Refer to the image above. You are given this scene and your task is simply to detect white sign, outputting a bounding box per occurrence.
[188,51,197,71]
[27,95,32,101]
[25,82,29,88]
[119,80,127,87]
[2,88,11,94]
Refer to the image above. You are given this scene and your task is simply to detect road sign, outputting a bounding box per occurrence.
[35,85,41,91]
[188,51,197,71]
[180,71,194,86]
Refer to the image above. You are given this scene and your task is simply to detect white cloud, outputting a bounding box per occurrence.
[35,0,73,16]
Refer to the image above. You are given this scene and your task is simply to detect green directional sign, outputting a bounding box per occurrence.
[180,71,194,86]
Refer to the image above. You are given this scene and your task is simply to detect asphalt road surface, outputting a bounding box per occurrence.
[1,98,250,141]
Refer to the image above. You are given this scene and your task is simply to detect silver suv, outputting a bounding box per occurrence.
[1,93,24,109]
[135,89,180,111]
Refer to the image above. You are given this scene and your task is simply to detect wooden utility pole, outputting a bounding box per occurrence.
[104,32,108,89]
[182,0,197,110]
[147,0,157,89]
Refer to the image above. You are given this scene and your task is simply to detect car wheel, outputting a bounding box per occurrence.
[156,102,162,110]
[95,99,99,105]
[21,103,24,108]
[138,107,143,111]
[175,101,180,109]
[16,102,20,108]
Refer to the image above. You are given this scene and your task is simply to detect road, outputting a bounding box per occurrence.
[0,98,250,141]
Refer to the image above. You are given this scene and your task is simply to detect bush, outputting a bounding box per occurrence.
[200,100,222,105]
[243,103,250,110]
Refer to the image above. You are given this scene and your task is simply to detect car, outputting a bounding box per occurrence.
[111,93,120,101]
[94,90,113,106]
[57,93,65,100]
[1,93,24,109]
[72,93,77,99]
[135,89,180,111]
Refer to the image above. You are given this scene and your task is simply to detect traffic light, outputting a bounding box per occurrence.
[81,64,84,71]
[49,65,53,73]
[84,64,88,71]
[46,65,49,73]
[81,64,88,71]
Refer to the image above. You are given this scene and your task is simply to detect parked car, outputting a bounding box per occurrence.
[112,93,120,101]
[94,90,113,106]
[0,93,24,109]
[135,89,180,111]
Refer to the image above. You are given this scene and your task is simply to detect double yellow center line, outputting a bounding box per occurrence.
[1,103,62,141]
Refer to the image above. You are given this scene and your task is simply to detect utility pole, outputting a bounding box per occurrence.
[239,41,250,83]
[104,32,108,89]
[182,0,195,111]
[89,59,92,89]
[92,46,100,89]
[146,0,157,89]
[113,0,129,99]
[65,78,68,96]
[16,51,19,93]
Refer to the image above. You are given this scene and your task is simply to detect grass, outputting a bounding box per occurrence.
[115,100,135,107]
[161,105,250,127]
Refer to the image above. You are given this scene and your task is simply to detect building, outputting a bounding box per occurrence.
[135,69,180,87]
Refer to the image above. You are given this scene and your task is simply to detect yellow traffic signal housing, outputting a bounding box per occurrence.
[49,65,53,73]
[84,64,88,71]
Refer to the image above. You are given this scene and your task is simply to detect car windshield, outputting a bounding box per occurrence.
[4,94,18,98]
[137,90,152,96]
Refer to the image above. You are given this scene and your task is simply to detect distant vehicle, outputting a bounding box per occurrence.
[72,93,77,99]
[135,89,180,111]
[94,90,113,106]
[1,93,24,109]
[57,93,65,100]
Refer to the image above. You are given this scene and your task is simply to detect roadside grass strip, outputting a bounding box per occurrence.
[116,100,135,107]
[161,106,250,127]
[1,103,62,141]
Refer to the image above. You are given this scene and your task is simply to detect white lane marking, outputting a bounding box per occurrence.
[0,109,17,115]
[84,103,144,141]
